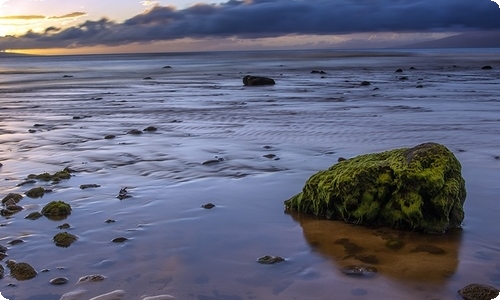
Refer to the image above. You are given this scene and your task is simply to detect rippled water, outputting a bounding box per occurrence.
[1,49,500,299]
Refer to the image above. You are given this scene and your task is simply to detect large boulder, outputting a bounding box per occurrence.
[243,75,275,86]
[284,143,466,233]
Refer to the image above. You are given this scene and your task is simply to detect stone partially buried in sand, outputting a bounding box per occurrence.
[284,142,466,233]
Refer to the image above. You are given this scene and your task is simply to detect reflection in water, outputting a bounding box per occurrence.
[287,210,463,283]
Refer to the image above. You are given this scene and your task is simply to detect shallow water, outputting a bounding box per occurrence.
[1,49,500,299]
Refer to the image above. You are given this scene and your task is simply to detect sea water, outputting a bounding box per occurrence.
[0,49,500,299]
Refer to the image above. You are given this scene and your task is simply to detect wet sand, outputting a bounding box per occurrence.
[1,49,500,299]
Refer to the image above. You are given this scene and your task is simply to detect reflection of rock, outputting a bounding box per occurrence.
[285,142,466,233]
[288,211,462,283]
[458,283,499,300]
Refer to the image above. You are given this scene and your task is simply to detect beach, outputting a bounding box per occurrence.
[1,48,500,299]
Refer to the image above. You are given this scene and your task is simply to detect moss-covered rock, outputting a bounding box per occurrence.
[53,232,78,247]
[2,193,23,205]
[284,143,466,233]
[27,168,72,183]
[25,187,46,198]
[6,260,37,280]
[25,212,43,220]
[41,201,72,220]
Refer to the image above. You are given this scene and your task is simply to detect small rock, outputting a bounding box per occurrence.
[57,223,71,230]
[53,232,78,247]
[395,68,403,73]
[143,77,153,80]
[360,81,371,86]
[340,265,377,277]
[80,184,101,189]
[0,245,7,252]
[78,274,106,283]
[8,239,24,246]
[201,203,215,209]
[162,66,172,69]
[2,193,23,204]
[337,157,346,162]
[127,129,142,135]
[416,84,424,88]
[50,277,69,285]
[16,180,36,186]
[399,76,409,80]
[257,255,285,264]
[41,201,72,219]
[201,157,224,165]
[263,154,276,159]
[458,283,499,300]
[63,75,73,78]
[481,66,493,70]
[6,205,23,212]
[112,237,128,243]
[104,134,116,139]
[0,265,4,279]
[143,126,158,132]
[25,187,46,198]
[311,70,326,74]
[6,260,37,280]
[0,252,8,261]
[25,212,43,220]
[243,75,275,86]
[105,219,116,223]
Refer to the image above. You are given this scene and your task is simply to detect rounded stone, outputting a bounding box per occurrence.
[6,260,37,280]
[53,232,78,247]
[50,277,69,285]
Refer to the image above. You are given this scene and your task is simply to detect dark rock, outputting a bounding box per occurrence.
[80,184,101,189]
[50,277,69,285]
[25,212,43,220]
[458,283,499,300]
[285,142,466,233]
[263,154,277,159]
[63,75,73,78]
[257,255,285,264]
[57,223,71,230]
[340,265,377,277]
[0,209,14,216]
[410,67,417,70]
[104,134,116,139]
[2,193,23,204]
[0,245,7,252]
[143,126,158,132]
[395,69,403,73]
[0,265,3,279]
[143,77,153,80]
[399,76,409,80]
[112,237,128,243]
[27,168,72,183]
[53,232,78,247]
[355,254,380,264]
[25,187,46,198]
[6,260,37,280]
[6,205,23,212]
[337,157,346,162]
[162,66,172,69]
[127,129,142,135]
[201,203,215,209]
[16,180,36,187]
[105,219,116,223]
[481,66,493,70]
[0,252,8,261]
[311,70,327,74]
[41,201,72,219]
[360,81,371,86]
[243,75,275,86]
[416,84,424,88]
[78,274,106,283]
[201,157,225,165]
[8,239,24,246]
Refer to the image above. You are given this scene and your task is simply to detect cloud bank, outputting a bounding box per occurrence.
[1,0,500,50]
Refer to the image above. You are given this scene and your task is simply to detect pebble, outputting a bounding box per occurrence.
[201,203,215,209]
[257,255,285,264]
[50,277,69,285]
[78,274,106,283]
[111,237,128,243]
[340,265,378,277]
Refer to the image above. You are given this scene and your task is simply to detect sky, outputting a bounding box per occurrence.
[0,0,500,54]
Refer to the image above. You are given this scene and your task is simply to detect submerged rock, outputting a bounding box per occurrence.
[25,187,46,198]
[243,75,275,86]
[25,212,43,220]
[53,232,78,247]
[6,260,37,280]
[78,274,106,283]
[27,168,72,183]
[50,277,69,285]
[257,255,285,264]
[340,265,377,277]
[201,203,215,209]
[458,283,499,300]
[284,142,466,233]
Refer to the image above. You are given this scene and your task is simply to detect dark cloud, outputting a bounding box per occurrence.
[1,0,500,49]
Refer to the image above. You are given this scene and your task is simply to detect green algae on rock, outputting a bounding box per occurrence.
[2,193,23,205]
[53,232,78,247]
[41,201,72,219]
[25,187,46,198]
[284,143,466,233]
[6,260,37,280]
[27,168,73,183]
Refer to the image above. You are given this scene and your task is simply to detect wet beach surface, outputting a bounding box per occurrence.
[1,49,500,299]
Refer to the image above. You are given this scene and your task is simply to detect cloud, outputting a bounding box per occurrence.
[0,15,46,20]
[1,0,500,50]
[49,12,88,19]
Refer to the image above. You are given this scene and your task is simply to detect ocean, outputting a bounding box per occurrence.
[1,48,500,299]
